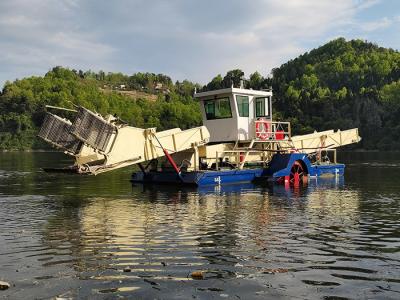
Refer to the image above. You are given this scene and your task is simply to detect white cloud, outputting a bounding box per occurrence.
[181,0,357,81]
[354,0,381,10]
[0,0,115,83]
[0,0,398,86]
[358,17,393,31]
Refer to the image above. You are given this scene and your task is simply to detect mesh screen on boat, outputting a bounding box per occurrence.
[70,107,117,152]
[38,113,82,154]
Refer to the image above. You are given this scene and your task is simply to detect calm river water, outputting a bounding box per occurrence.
[0,152,399,299]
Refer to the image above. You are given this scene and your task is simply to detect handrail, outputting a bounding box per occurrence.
[215,149,267,170]
[254,120,291,140]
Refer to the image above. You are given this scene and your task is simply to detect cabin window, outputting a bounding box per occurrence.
[204,98,232,120]
[236,95,249,117]
[255,97,270,117]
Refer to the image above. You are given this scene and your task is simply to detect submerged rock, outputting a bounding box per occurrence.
[0,281,10,290]
[191,271,205,280]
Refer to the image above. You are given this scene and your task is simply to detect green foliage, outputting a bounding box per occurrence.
[380,80,400,105]
[271,38,400,150]
[201,39,400,150]
[203,69,246,91]
[2,38,400,150]
[0,67,201,150]
[249,72,264,90]
[204,74,223,91]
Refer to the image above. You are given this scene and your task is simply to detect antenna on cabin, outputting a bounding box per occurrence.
[240,79,244,89]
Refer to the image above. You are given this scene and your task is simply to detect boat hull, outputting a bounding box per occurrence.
[131,153,345,186]
[131,168,267,186]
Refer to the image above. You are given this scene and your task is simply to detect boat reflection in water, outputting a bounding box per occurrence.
[38,176,368,299]
[3,151,400,299]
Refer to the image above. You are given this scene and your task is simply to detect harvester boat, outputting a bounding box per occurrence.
[38,87,361,186]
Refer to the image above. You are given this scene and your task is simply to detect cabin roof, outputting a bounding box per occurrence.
[194,87,272,99]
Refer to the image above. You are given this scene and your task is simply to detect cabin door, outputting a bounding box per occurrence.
[236,95,250,140]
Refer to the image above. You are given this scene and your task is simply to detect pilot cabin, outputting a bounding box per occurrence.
[194,87,273,143]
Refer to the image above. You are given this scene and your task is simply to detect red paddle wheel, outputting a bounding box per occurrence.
[276,160,308,186]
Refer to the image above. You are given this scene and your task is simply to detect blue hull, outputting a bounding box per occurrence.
[131,168,267,186]
[131,153,345,186]
[267,153,345,177]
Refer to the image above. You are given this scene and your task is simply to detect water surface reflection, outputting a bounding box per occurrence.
[0,152,399,299]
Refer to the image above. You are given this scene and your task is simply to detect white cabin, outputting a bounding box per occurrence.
[194,87,273,143]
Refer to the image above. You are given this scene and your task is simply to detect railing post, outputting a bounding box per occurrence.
[193,145,199,171]
[254,120,258,140]
[334,149,337,164]
[272,123,275,139]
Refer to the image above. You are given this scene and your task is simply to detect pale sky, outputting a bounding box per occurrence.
[0,0,399,87]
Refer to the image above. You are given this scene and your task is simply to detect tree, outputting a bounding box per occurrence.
[204,74,223,91]
[222,69,244,88]
[249,72,264,90]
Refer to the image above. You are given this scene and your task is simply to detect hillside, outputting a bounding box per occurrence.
[99,88,158,102]
[0,68,201,150]
[271,38,400,150]
[0,38,399,150]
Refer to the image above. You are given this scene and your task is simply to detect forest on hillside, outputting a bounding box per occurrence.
[0,67,202,149]
[272,38,400,150]
[0,38,399,150]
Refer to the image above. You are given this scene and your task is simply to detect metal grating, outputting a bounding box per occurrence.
[70,107,117,152]
[38,113,82,154]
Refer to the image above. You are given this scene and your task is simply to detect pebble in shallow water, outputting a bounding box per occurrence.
[191,271,205,280]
